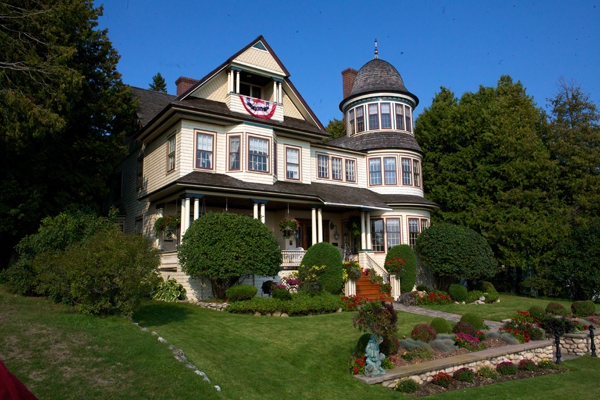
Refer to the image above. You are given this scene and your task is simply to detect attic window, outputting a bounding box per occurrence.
[253,41,267,51]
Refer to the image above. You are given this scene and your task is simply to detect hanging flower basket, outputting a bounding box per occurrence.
[154,214,181,239]
[277,217,299,239]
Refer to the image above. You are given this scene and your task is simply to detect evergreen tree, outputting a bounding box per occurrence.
[149,72,167,93]
[324,118,345,141]
[0,0,137,268]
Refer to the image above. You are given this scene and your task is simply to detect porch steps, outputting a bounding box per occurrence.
[355,275,393,302]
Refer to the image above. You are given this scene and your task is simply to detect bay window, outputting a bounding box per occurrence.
[248,137,269,172]
[381,103,391,129]
[356,106,364,132]
[386,218,401,249]
[332,157,342,180]
[196,132,213,169]
[405,105,412,132]
[345,159,356,182]
[229,136,240,170]
[395,104,404,130]
[286,147,299,179]
[413,159,420,187]
[384,157,397,185]
[371,219,384,252]
[369,158,382,185]
[368,104,379,130]
[409,218,419,247]
[402,158,412,185]
[318,154,329,178]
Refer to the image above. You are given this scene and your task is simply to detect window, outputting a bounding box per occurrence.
[395,104,404,130]
[348,109,355,135]
[345,159,356,182]
[371,219,384,252]
[386,218,401,249]
[405,105,412,133]
[356,106,364,132]
[402,158,412,185]
[368,104,379,130]
[229,136,240,170]
[381,103,391,129]
[409,218,419,247]
[384,157,397,185]
[240,83,262,99]
[167,134,176,172]
[286,148,299,179]
[135,216,143,235]
[136,156,143,190]
[413,159,420,187]
[332,157,342,180]
[318,154,329,178]
[421,219,429,232]
[248,137,269,172]
[369,158,382,185]
[196,133,213,169]
[274,141,277,177]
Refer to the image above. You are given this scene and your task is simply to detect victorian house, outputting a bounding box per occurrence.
[115,36,437,300]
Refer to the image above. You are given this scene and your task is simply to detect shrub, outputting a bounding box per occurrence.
[546,302,568,316]
[349,355,367,374]
[179,212,282,299]
[499,316,545,343]
[0,261,37,296]
[353,300,397,337]
[454,332,486,351]
[384,245,417,293]
[460,313,485,330]
[449,284,467,302]
[226,284,258,302]
[380,335,400,356]
[430,317,452,334]
[538,359,558,369]
[341,295,371,311]
[410,345,433,359]
[452,321,476,336]
[477,366,498,380]
[483,288,499,303]
[272,287,292,301]
[225,292,343,315]
[466,290,484,304]
[518,359,537,371]
[398,339,430,351]
[393,378,420,393]
[429,337,458,353]
[298,242,344,294]
[381,357,395,369]
[540,315,576,335]
[496,361,518,375]
[152,277,186,302]
[356,333,372,357]
[431,372,453,388]
[500,332,520,345]
[415,223,497,291]
[416,284,429,292]
[416,291,454,305]
[411,324,437,343]
[479,281,496,292]
[572,300,596,317]
[453,367,475,383]
[528,306,546,321]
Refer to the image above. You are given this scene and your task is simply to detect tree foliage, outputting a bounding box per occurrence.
[178,212,282,299]
[149,72,167,93]
[0,0,137,268]
[299,242,344,294]
[324,117,345,141]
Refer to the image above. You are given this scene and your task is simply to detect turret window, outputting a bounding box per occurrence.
[401,158,412,185]
[384,157,397,185]
[369,158,382,185]
[348,109,355,135]
[413,160,420,187]
[405,105,412,132]
[356,106,365,132]
[368,104,379,130]
[395,104,404,130]
[381,103,391,129]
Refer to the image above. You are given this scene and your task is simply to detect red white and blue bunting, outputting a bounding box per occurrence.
[239,95,277,119]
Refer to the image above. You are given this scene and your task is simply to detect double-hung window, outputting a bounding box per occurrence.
[318,154,329,178]
[386,218,401,249]
[395,104,404,130]
[402,158,412,185]
[421,219,429,232]
[135,216,143,235]
[371,219,384,252]
[286,148,299,179]
[409,218,420,247]
[167,135,176,172]
[413,159,420,187]
[368,104,379,130]
[196,133,213,169]
[405,105,412,133]
[229,136,240,170]
[332,157,342,180]
[381,103,391,129]
[369,158,382,185]
[356,106,364,132]
[384,157,396,185]
[248,137,269,172]
[345,159,356,182]
[348,109,355,135]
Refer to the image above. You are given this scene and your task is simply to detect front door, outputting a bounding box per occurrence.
[297,219,329,250]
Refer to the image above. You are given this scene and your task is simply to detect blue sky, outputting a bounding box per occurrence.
[98,0,599,124]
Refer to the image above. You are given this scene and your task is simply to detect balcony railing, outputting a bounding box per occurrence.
[281,249,306,268]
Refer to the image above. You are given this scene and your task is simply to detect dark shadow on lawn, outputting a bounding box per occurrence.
[133,301,194,327]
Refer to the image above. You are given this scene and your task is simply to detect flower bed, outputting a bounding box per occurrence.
[416,291,455,305]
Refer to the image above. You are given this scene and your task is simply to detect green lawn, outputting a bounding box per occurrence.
[421,294,576,321]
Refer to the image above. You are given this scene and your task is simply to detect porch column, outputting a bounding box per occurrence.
[311,207,317,246]
[273,80,277,102]
[260,203,266,224]
[278,82,283,104]
[253,202,259,219]
[317,208,323,243]
[360,211,366,250]
[156,204,164,249]
[193,197,199,221]
[236,70,240,94]
[366,211,371,250]
[228,69,232,93]
[180,198,188,237]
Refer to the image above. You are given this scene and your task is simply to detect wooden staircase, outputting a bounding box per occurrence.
[355,274,393,302]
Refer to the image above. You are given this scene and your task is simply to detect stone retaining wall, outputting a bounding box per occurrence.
[561,333,599,356]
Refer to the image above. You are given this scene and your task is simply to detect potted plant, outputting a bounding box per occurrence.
[154,214,181,240]
[277,217,299,239]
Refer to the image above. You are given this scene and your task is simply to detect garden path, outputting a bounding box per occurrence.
[392,303,504,331]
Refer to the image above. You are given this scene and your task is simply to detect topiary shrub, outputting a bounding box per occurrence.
[460,313,485,330]
[528,306,546,321]
[483,288,499,303]
[411,324,437,343]
[546,302,568,316]
[179,212,282,299]
[380,335,400,356]
[466,290,484,304]
[226,284,258,302]
[384,245,417,293]
[448,284,467,302]
[298,242,344,295]
[571,300,596,317]
[415,223,497,291]
[356,333,372,356]
[452,321,476,336]
[430,317,452,334]
[479,281,495,291]
[272,287,292,301]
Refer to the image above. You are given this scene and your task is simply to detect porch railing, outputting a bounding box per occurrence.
[160,250,179,271]
[281,249,306,268]
[366,253,389,282]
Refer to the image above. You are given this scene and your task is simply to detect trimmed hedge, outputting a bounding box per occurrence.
[384,245,417,293]
[430,317,452,334]
[299,242,344,294]
[452,321,476,336]
[528,306,546,321]
[226,284,257,302]
[449,284,467,302]
[546,302,568,317]
[483,288,499,303]
[225,293,343,315]
[466,290,484,304]
[460,313,485,330]
[272,287,292,301]
[572,300,595,317]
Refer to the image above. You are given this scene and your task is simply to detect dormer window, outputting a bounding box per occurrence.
[240,83,262,99]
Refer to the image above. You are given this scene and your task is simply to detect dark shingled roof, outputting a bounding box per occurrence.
[131,87,176,126]
[379,194,438,207]
[340,59,419,109]
[324,132,422,154]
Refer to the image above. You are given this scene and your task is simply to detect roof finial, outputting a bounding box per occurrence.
[374,38,379,59]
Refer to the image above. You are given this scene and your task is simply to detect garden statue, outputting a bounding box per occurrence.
[364,334,387,377]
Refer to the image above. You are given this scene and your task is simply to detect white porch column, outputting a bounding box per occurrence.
[366,211,371,250]
[260,203,266,224]
[236,70,240,93]
[228,69,232,93]
[278,82,283,104]
[317,208,323,243]
[180,199,187,237]
[311,207,317,246]
[156,206,164,249]
[273,80,277,102]
[193,197,199,221]
[360,211,366,250]
[253,202,259,219]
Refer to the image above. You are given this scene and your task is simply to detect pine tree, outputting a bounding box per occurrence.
[149,72,167,93]
[324,118,345,141]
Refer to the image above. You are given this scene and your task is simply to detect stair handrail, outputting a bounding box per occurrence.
[366,253,389,283]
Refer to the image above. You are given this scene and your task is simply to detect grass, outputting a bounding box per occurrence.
[421,294,576,321]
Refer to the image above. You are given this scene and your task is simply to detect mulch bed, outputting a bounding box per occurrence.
[406,368,567,397]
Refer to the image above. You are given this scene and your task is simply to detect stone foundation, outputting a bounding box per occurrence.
[561,333,600,357]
